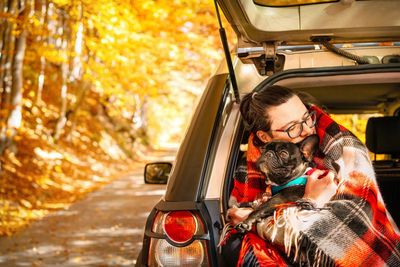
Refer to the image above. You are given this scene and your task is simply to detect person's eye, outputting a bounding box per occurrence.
[285,123,298,134]
[301,112,311,122]
[305,112,316,126]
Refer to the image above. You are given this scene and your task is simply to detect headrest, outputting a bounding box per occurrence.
[366,116,400,156]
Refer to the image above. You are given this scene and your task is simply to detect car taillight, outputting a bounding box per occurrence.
[163,211,197,243]
[147,210,209,267]
[154,239,205,266]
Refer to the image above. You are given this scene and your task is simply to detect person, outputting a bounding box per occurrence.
[220,85,400,266]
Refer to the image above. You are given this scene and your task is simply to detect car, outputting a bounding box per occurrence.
[136,1,400,266]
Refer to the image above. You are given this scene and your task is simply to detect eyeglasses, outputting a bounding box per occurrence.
[271,111,317,139]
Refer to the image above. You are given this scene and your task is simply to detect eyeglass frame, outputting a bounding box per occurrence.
[270,110,317,139]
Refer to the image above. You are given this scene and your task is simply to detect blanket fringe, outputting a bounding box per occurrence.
[268,206,336,267]
[295,234,336,267]
[218,223,236,248]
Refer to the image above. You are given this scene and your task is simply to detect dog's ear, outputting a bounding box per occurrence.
[258,144,267,154]
[258,141,274,155]
[299,134,319,162]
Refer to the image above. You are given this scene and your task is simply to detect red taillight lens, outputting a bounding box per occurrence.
[163,211,197,243]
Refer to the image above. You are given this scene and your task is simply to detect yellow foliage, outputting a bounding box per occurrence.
[1,0,235,236]
[54,165,63,173]
[331,113,384,160]
[331,114,381,143]
[52,0,71,7]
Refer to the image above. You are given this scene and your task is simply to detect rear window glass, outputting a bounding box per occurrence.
[253,0,338,7]
[332,113,384,160]
[331,114,379,143]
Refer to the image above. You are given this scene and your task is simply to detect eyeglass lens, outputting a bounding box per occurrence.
[287,112,316,138]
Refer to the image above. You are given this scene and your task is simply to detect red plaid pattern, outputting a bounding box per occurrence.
[226,105,400,266]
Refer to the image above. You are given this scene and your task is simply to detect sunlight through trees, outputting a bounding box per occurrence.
[0,0,234,235]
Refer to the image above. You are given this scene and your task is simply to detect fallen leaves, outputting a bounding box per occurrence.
[0,104,135,236]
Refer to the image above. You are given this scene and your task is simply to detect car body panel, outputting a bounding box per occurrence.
[281,46,400,69]
[217,0,400,46]
[164,74,229,202]
[205,104,240,200]
[227,45,400,87]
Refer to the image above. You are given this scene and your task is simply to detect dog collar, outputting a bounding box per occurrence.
[271,176,308,195]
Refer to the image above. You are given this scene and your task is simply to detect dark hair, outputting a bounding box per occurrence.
[297,91,328,114]
[239,85,296,146]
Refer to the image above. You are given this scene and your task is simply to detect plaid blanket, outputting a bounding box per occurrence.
[226,105,400,266]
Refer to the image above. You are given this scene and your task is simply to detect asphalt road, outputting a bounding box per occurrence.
[0,166,166,266]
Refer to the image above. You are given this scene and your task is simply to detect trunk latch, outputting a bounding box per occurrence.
[237,42,285,76]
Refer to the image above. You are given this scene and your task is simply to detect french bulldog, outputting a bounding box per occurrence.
[235,134,320,232]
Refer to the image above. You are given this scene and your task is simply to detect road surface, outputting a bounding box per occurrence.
[0,164,166,266]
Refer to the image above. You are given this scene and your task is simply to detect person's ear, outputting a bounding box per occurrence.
[256,130,272,143]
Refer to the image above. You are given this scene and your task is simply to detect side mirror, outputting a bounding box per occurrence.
[144,162,172,184]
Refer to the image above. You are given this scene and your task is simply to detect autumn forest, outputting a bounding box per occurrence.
[0,0,233,235]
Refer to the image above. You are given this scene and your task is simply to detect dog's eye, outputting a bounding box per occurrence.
[279,150,289,159]
[266,151,274,158]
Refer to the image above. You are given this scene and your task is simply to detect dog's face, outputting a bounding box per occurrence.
[256,134,319,185]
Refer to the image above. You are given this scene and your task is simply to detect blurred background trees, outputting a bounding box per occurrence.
[0,0,233,235]
[1,0,228,153]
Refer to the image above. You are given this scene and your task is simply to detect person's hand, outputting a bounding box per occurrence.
[227,207,253,226]
[303,170,338,208]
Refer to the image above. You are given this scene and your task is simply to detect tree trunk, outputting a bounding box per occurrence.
[0,1,7,83]
[7,28,27,131]
[52,60,69,141]
[56,2,86,141]
[34,0,48,105]
[52,10,69,141]
[35,55,45,104]
[0,0,19,156]
[7,0,28,130]
[70,18,83,82]
[65,80,89,142]
[0,0,16,115]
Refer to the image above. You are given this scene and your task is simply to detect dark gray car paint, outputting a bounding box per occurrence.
[164,73,229,202]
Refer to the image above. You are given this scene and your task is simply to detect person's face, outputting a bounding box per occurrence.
[256,95,316,144]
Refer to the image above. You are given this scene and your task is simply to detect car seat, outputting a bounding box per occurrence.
[366,116,400,226]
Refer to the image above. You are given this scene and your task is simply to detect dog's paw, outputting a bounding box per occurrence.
[296,198,317,209]
[235,222,252,233]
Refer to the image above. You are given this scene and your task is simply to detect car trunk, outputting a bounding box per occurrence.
[217,0,400,77]
[217,0,400,46]
[227,62,400,229]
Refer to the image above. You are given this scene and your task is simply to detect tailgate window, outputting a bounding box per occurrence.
[254,0,338,7]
